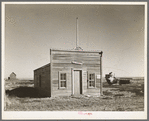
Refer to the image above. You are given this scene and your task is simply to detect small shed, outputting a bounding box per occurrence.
[34,48,103,97]
[9,72,16,80]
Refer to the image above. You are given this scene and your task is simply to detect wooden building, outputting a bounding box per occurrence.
[8,72,17,80]
[34,48,103,97]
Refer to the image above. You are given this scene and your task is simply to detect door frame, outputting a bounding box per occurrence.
[71,68,83,96]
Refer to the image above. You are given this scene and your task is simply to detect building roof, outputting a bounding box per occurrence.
[34,63,50,71]
[10,72,16,76]
[50,48,103,54]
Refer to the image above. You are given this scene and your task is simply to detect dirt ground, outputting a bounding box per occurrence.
[4,79,144,111]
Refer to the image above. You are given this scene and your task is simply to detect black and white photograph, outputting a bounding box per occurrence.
[2,2,147,119]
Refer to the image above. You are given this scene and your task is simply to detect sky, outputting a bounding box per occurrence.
[4,3,145,79]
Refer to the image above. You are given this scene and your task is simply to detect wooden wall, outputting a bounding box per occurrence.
[10,73,16,79]
[51,49,102,97]
[34,63,51,96]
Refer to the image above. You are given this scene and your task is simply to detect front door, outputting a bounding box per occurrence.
[74,70,82,95]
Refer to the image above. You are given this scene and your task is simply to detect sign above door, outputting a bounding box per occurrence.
[71,61,83,65]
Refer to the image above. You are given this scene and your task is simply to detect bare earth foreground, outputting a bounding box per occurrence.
[4,78,144,111]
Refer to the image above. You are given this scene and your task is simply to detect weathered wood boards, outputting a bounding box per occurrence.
[34,63,51,96]
[34,49,103,97]
[50,49,102,97]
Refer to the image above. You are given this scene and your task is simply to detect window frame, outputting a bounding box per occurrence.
[58,71,67,89]
[87,72,96,88]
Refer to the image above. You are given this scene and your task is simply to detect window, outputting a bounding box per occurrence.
[88,73,96,88]
[59,72,67,89]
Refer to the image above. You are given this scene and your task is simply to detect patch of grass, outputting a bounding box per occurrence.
[103,91,112,96]
[118,84,144,96]
[4,79,144,111]
[103,80,144,97]
[5,94,144,111]
[114,94,124,97]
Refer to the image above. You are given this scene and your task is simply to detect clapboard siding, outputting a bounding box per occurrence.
[52,91,71,97]
[34,49,102,97]
[53,63,100,67]
[51,49,101,97]
[34,64,51,96]
[52,60,100,64]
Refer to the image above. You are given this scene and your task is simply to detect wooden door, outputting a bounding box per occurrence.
[74,70,82,95]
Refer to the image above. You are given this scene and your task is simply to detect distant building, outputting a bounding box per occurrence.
[8,72,16,80]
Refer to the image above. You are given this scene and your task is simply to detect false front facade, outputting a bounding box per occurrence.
[34,49,103,97]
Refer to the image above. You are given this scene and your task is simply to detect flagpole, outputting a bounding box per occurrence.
[76,17,78,48]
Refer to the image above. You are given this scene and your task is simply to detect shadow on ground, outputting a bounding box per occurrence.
[6,87,48,98]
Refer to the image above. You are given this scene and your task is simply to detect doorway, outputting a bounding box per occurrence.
[73,70,82,95]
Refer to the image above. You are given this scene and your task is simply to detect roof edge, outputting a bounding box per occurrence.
[34,63,50,71]
[50,48,103,54]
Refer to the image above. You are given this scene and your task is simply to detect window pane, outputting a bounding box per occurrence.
[92,81,95,87]
[91,81,93,87]
[64,73,66,80]
[92,74,94,80]
[89,81,91,86]
[64,81,66,87]
[91,74,93,79]
[61,81,66,87]
[89,81,95,87]
[89,74,94,80]
[61,73,66,80]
